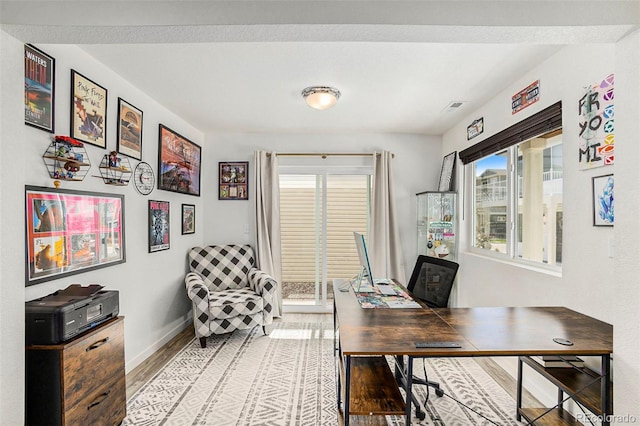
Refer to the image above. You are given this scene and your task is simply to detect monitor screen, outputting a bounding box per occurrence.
[353,231,374,284]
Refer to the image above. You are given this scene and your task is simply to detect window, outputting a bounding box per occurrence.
[279,167,371,310]
[461,102,563,268]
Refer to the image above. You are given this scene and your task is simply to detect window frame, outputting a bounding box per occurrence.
[461,102,563,274]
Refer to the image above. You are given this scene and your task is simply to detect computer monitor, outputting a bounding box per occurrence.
[353,231,374,286]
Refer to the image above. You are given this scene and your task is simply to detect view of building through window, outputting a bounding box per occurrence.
[473,130,563,265]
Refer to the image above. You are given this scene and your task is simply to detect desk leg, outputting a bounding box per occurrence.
[344,355,351,426]
[405,356,413,425]
[602,355,611,426]
[516,357,523,421]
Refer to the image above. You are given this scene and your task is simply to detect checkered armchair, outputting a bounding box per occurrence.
[185,245,277,348]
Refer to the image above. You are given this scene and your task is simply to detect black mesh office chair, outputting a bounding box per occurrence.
[407,255,459,309]
[405,255,460,405]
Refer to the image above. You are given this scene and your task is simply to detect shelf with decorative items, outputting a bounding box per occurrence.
[98,151,132,186]
[42,135,91,182]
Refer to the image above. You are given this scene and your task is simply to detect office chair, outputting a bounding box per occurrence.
[404,255,460,406]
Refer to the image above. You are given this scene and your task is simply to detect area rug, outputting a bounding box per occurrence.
[123,322,521,425]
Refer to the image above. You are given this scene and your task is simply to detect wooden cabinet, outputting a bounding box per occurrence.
[517,355,613,425]
[26,316,126,426]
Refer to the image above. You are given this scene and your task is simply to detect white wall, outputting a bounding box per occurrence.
[202,132,442,282]
[443,38,640,416]
[1,32,205,425]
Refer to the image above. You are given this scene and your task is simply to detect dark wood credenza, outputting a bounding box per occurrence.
[25,316,126,426]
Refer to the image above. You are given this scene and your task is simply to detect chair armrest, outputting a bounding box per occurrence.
[185,272,209,301]
[248,268,277,297]
[185,272,212,338]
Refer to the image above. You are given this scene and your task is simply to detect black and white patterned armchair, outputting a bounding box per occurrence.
[185,245,277,348]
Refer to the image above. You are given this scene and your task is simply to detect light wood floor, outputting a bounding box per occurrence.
[125,313,539,407]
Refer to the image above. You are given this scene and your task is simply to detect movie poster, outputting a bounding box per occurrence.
[148,200,170,252]
[24,44,55,132]
[71,70,107,148]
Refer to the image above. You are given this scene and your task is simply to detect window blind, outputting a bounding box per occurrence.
[459,101,562,165]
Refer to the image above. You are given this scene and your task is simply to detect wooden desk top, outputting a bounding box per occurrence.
[334,287,613,357]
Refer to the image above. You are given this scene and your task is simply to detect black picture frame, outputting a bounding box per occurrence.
[592,174,614,227]
[219,161,249,200]
[24,44,55,133]
[438,151,457,192]
[117,97,143,160]
[181,204,195,235]
[158,124,201,196]
[70,69,108,149]
[148,200,170,252]
[25,185,126,286]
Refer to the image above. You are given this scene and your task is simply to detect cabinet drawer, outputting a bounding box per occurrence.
[62,318,125,410]
[65,373,126,426]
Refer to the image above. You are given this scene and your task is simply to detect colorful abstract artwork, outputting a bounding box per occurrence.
[578,74,614,170]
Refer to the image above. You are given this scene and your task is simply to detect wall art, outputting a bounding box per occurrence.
[158,124,201,196]
[437,152,457,192]
[578,73,614,170]
[181,204,195,235]
[149,200,170,252]
[25,185,125,286]
[219,161,248,200]
[24,44,55,133]
[592,174,614,226]
[70,69,108,148]
[117,97,143,160]
[511,80,540,115]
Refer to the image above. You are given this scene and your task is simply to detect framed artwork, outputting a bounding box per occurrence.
[117,98,143,160]
[438,151,457,192]
[592,174,614,226]
[148,200,170,252]
[25,186,126,286]
[219,161,248,200]
[158,124,201,196]
[24,44,55,133]
[182,204,195,235]
[70,69,108,148]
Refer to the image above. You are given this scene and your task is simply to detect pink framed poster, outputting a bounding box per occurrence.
[25,185,125,286]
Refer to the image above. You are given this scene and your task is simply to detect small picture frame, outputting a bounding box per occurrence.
[219,161,249,200]
[70,70,108,149]
[181,204,195,235]
[438,151,457,192]
[117,98,143,160]
[592,174,614,226]
[24,44,55,133]
[148,200,170,252]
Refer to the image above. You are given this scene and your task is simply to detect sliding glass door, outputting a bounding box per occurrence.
[279,167,370,312]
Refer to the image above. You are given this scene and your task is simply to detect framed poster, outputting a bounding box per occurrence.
[592,174,614,226]
[219,161,248,200]
[117,98,143,160]
[25,186,125,286]
[24,44,55,133]
[438,151,457,192]
[70,69,107,148]
[181,204,195,235]
[158,124,201,196]
[149,200,170,252]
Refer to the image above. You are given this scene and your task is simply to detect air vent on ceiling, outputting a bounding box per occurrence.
[443,101,466,113]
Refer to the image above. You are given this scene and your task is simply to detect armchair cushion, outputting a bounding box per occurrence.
[188,245,255,291]
[209,288,263,319]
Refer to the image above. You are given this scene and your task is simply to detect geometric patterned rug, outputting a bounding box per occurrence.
[123,322,522,425]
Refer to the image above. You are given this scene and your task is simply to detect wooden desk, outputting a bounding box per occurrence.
[333,287,613,425]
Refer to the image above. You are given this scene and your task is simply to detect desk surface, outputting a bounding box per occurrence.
[334,287,613,357]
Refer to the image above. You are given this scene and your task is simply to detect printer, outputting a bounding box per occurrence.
[25,284,119,345]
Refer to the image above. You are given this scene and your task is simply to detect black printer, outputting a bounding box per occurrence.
[25,284,119,345]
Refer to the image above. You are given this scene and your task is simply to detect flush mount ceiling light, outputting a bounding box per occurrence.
[302,86,341,110]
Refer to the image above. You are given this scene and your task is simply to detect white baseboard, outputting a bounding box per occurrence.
[125,314,193,374]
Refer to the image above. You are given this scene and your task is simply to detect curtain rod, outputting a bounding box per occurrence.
[267,152,394,159]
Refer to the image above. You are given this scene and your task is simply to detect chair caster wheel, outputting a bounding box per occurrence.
[435,389,444,397]
[416,411,426,420]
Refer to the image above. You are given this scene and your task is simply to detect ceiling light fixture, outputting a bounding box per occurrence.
[302,86,341,110]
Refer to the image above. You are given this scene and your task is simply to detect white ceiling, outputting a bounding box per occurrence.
[2,1,639,135]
